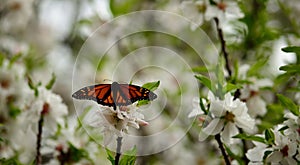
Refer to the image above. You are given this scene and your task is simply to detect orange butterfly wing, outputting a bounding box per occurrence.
[72,82,157,110]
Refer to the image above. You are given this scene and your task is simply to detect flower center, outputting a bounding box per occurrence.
[224,111,235,122]
[196,3,207,13]
[297,128,300,136]
[281,145,289,157]
[41,103,50,115]
[0,80,10,89]
[217,2,227,12]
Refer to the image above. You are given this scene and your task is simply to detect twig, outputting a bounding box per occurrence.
[214,17,232,77]
[115,136,123,165]
[36,115,44,165]
[215,134,231,165]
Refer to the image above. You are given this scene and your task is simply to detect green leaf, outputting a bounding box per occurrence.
[142,81,160,91]
[46,73,56,90]
[263,150,272,160]
[68,142,89,162]
[8,103,21,119]
[279,64,300,74]
[191,66,209,73]
[0,157,22,165]
[27,75,39,97]
[281,46,300,54]
[109,0,141,16]
[136,100,150,107]
[225,83,242,93]
[8,53,22,69]
[265,129,275,145]
[120,146,137,165]
[195,75,215,93]
[247,57,268,77]
[277,94,299,116]
[224,145,244,165]
[0,52,5,67]
[106,149,115,165]
[233,133,265,143]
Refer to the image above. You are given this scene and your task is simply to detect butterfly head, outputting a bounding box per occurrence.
[148,91,157,100]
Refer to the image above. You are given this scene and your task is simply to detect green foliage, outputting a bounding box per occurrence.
[259,103,284,129]
[119,146,137,165]
[109,0,141,16]
[233,133,265,143]
[142,81,160,91]
[68,142,89,163]
[0,157,22,165]
[279,64,300,75]
[106,149,115,165]
[27,75,40,97]
[8,103,21,119]
[277,94,299,116]
[137,81,160,106]
[264,129,275,145]
[0,52,4,67]
[247,57,268,78]
[106,146,137,165]
[224,145,244,165]
[282,46,300,54]
[195,75,215,93]
[45,73,56,90]
[8,53,22,69]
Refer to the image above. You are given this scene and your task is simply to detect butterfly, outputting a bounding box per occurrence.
[72,82,157,110]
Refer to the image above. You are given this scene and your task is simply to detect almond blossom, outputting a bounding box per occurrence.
[199,92,255,143]
[86,104,149,146]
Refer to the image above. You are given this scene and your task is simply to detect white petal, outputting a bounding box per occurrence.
[267,151,283,163]
[222,122,239,144]
[210,100,226,117]
[201,118,224,136]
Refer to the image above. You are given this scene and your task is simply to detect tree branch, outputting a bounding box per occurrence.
[115,136,123,165]
[214,17,232,77]
[215,134,231,165]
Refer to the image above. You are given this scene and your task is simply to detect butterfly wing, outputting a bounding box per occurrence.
[72,82,157,109]
[118,84,157,104]
[72,84,116,107]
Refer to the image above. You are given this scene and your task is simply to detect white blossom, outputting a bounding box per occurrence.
[24,86,68,134]
[87,104,148,146]
[200,92,255,143]
[188,97,205,118]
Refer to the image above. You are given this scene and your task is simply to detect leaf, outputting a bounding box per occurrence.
[142,81,160,91]
[136,100,150,107]
[27,75,39,97]
[106,149,115,165]
[277,94,299,116]
[281,46,300,54]
[233,133,265,143]
[68,142,89,162]
[0,157,22,165]
[0,52,4,67]
[119,146,137,165]
[279,64,300,74]
[263,150,272,160]
[46,73,56,90]
[109,0,141,16]
[191,66,209,73]
[247,57,268,77]
[225,83,242,93]
[8,53,22,69]
[195,75,215,93]
[265,129,275,145]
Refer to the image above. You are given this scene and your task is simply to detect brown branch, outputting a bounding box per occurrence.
[215,134,231,165]
[115,136,123,165]
[214,17,232,77]
[36,115,44,165]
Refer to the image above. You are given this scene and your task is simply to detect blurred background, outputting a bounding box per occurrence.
[1,0,299,164]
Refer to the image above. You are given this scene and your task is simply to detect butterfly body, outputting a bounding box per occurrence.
[72,82,157,110]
